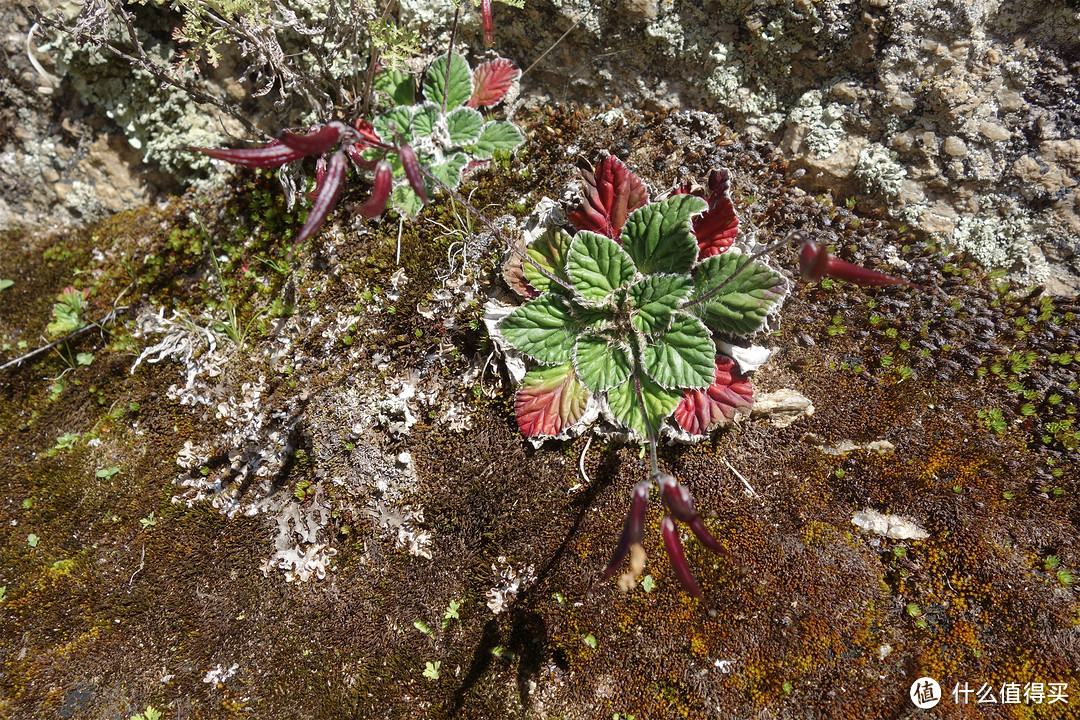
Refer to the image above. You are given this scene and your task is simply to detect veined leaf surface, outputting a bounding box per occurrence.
[691,253,786,336]
[568,156,649,239]
[574,335,632,393]
[567,231,636,303]
[628,274,693,333]
[516,362,591,437]
[468,58,520,107]
[673,356,754,435]
[423,53,473,110]
[469,121,523,160]
[499,293,579,364]
[524,228,572,295]
[641,312,716,390]
[606,373,684,439]
[621,195,706,275]
[446,107,483,145]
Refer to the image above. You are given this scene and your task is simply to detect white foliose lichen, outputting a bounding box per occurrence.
[788,90,847,157]
[486,556,536,614]
[855,143,907,197]
[950,210,1051,285]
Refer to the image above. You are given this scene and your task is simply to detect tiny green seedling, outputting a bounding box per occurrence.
[441,599,462,630]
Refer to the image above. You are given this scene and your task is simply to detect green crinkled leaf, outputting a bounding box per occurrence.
[499,293,579,365]
[620,195,707,275]
[628,274,693,333]
[641,312,716,390]
[567,231,636,303]
[422,53,473,110]
[373,106,414,144]
[574,334,632,393]
[691,253,787,335]
[429,152,469,190]
[524,228,572,294]
[373,69,414,105]
[515,362,591,438]
[411,103,440,139]
[446,107,483,145]
[392,184,425,217]
[469,121,523,160]
[606,373,685,439]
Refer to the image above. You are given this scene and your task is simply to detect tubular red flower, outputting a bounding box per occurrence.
[661,516,704,600]
[278,121,346,156]
[481,0,494,46]
[799,234,919,288]
[399,144,429,205]
[595,481,650,588]
[296,150,347,243]
[307,156,328,201]
[656,472,728,557]
[345,144,379,171]
[354,161,392,219]
[188,142,306,168]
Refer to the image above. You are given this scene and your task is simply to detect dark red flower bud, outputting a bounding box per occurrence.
[661,516,704,600]
[278,121,346,156]
[188,142,306,168]
[296,150,347,243]
[481,0,494,46]
[398,143,429,205]
[354,161,392,219]
[595,481,650,588]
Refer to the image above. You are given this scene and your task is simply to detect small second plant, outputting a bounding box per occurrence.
[190,52,523,242]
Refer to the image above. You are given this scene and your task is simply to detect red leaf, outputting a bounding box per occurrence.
[481,0,494,47]
[353,160,392,218]
[567,156,649,239]
[515,363,590,437]
[673,356,754,435]
[467,58,519,107]
[296,150,347,243]
[399,143,429,205]
[188,141,306,168]
[676,169,739,259]
[278,121,346,155]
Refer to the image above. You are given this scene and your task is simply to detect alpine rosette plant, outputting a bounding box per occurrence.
[498,156,787,443]
[493,155,920,602]
[368,53,524,216]
[189,53,523,241]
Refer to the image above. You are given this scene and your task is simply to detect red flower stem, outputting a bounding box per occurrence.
[442,7,461,114]
[681,230,800,311]
[630,351,660,475]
